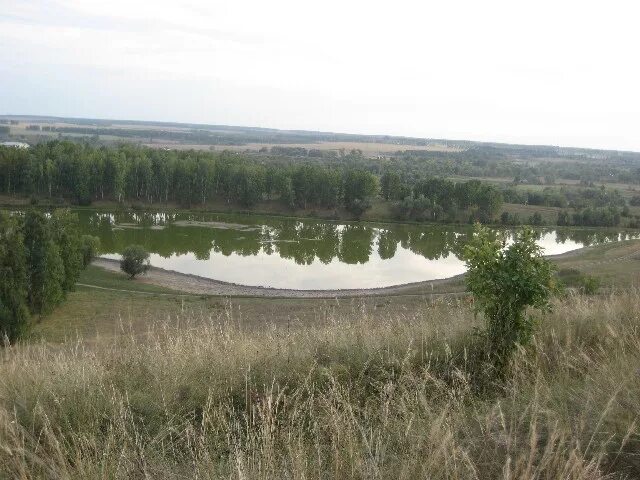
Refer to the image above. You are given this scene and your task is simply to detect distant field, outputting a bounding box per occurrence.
[5,118,465,157]
[150,141,466,155]
[448,175,640,200]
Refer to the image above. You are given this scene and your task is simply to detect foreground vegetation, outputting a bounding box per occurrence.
[0,292,639,478]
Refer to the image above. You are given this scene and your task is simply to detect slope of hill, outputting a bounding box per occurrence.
[1,291,639,478]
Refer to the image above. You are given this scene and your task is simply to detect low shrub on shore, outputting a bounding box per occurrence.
[0,293,639,478]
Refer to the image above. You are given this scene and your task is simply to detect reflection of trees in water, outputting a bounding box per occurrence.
[275,223,341,265]
[77,211,639,266]
[554,228,628,246]
[377,229,397,260]
[338,225,375,264]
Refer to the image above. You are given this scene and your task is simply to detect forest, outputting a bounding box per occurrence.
[254,145,640,186]
[0,141,504,220]
[2,140,639,227]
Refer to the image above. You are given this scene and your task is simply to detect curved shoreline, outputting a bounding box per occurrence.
[92,243,597,298]
[92,257,468,298]
[92,236,640,299]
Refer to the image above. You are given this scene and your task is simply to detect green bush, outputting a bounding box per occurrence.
[463,225,555,376]
[579,275,600,295]
[528,212,543,226]
[120,245,150,279]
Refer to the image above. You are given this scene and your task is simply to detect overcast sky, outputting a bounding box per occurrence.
[1,0,639,150]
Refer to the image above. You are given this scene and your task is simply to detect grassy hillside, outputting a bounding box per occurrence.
[27,239,640,344]
[29,265,465,343]
[1,292,639,478]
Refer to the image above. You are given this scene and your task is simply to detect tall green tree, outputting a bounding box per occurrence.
[343,169,378,213]
[22,211,64,313]
[50,210,82,292]
[80,235,101,267]
[0,215,30,341]
[380,171,405,201]
[42,240,65,313]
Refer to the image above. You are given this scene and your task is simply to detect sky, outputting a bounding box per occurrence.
[1,0,639,151]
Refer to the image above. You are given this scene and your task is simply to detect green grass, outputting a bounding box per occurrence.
[27,289,206,343]
[27,266,194,342]
[501,202,562,223]
[553,239,640,289]
[28,284,449,343]
[78,265,182,294]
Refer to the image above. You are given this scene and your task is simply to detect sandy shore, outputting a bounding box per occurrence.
[92,258,465,298]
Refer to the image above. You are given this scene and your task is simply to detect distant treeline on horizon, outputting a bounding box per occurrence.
[3,115,640,159]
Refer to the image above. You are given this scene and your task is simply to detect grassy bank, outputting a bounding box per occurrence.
[1,292,640,478]
[29,265,459,342]
[5,194,639,230]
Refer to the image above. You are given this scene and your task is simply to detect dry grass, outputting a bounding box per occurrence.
[0,293,639,478]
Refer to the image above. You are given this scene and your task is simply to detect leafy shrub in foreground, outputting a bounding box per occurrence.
[463,225,555,376]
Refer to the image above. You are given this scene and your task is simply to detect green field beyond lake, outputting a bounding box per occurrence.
[24,210,640,289]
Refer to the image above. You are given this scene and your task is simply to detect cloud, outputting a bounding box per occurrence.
[1,0,639,150]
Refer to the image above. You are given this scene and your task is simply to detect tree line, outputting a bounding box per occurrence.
[381,173,503,222]
[0,141,504,220]
[0,210,99,342]
[502,185,627,210]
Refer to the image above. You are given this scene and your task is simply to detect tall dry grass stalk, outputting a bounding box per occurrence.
[0,293,639,478]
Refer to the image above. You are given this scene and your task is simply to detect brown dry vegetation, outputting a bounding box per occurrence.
[1,291,640,478]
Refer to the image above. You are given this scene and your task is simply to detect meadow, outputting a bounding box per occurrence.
[1,289,640,478]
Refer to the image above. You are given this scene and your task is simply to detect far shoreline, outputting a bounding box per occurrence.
[3,197,639,233]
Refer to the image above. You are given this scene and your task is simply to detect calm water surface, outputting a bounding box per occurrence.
[68,210,637,289]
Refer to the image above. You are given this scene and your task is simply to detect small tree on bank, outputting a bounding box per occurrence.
[463,225,555,377]
[120,245,150,279]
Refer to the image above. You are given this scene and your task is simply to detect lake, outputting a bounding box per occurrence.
[56,210,640,290]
